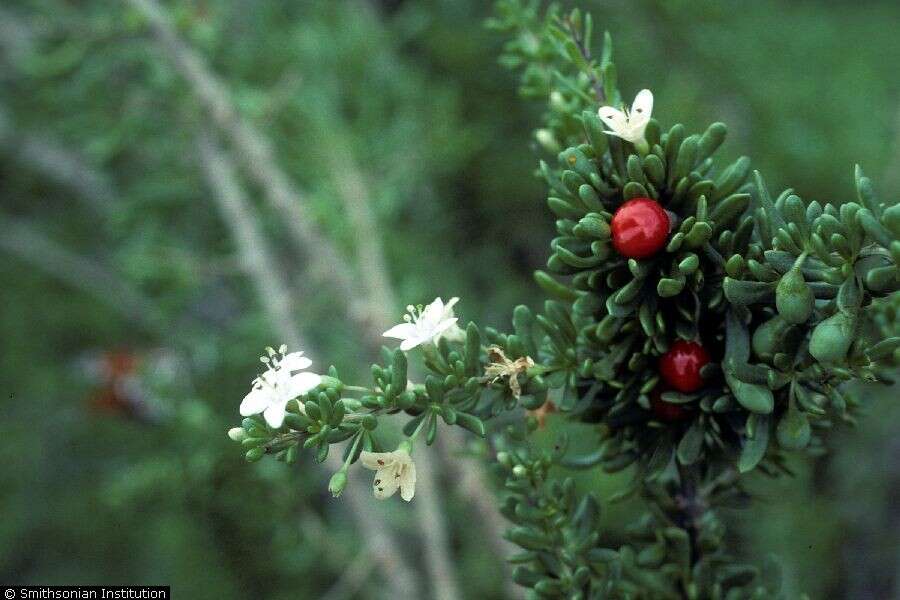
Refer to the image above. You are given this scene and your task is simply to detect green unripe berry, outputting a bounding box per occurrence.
[809,311,855,363]
[776,268,814,324]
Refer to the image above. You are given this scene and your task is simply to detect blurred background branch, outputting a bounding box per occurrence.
[197,130,420,598]
[0,217,165,333]
[0,107,115,219]
[126,0,362,314]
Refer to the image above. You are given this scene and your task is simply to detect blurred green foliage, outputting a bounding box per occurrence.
[1,0,897,598]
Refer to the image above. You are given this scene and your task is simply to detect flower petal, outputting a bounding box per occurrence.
[373,467,401,500]
[360,451,394,470]
[279,352,312,371]
[263,401,287,428]
[399,461,416,502]
[283,371,322,398]
[383,322,417,340]
[430,317,459,338]
[438,322,466,343]
[629,89,653,128]
[444,297,459,313]
[399,336,425,352]
[420,297,449,326]
[598,106,628,134]
[239,388,269,416]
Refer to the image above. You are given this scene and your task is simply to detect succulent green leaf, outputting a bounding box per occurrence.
[776,406,811,450]
[534,270,579,301]
[809,311,856,363]
[775,267,814,324]
[727,374,774,414]
[738,414,770,473]
[676,420,705,465]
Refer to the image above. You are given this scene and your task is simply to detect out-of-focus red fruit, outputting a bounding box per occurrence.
[659,340,710,393]
[610,198,670,259]
[650,389,690,422]
[89,386,130,415]
[103,351,138,379]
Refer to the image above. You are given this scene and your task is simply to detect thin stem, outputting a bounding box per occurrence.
[0,217,167,335]
[561,16,605,105]
[407,412,432,444]
[341,432,364,470]
[674,462,704,597]
[194,130,420,599]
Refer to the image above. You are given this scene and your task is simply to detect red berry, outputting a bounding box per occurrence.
[610,198,670,259]
[659,340,710,393]
[650,389,690,422]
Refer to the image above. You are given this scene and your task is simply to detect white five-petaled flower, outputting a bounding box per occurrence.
[239,345,322,428]
[598,89,653,146]
[383,297,461,351]
[360,446,417,501]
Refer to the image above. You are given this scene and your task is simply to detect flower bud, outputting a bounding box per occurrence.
[535,128,561,154]
[776,268,814,324]
[549,91,566,112]
[227,427,247,442]
[328,469,348,498]
[809,311,855,363]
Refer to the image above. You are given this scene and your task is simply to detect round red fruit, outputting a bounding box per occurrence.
[650,389,689,422]
[659,340,710,393]
[610,198,670,259]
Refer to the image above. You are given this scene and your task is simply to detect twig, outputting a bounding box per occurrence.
[319,130,397,336]
[0,6,36,64]
[410,450,463,600]
[197,132,419,598]
[318,550,375,600]
[321,128,463,600]
[561,16,605,105]
[127,0,358,305]
[674,462,705,598]
[132,1,504,594]
[0,106,116,219]
[197,132,304,350]
[438,432,525,599]
[0,217,166,334]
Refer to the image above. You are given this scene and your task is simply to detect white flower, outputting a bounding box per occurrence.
[239,345,322,428]
[437,296,466,343]
[360,446,417,501]
[383,297,460,351]
[598,89,653,146]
